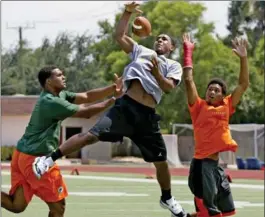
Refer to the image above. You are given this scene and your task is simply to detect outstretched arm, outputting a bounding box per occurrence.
[182,33,199,105]
[231,37,249,108]
[73,97,116,119]
[46,96,116,121]
[114,2,142,54]
[73,74,123,104]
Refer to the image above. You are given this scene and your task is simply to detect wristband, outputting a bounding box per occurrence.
[183,42,194,68]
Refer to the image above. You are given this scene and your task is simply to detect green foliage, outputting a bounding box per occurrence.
[106,51,130,79]
[1,146,16,161]
[1,1,263,125]
[224,1,265,55]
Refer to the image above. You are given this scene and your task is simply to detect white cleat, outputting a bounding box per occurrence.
[160,196,187,217]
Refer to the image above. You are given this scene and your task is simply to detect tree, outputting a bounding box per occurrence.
[223,1,265,55]
[1,1,263,125]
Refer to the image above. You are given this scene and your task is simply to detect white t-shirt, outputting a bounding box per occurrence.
[123,42,182,104]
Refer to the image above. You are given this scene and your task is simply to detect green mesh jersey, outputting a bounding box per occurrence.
[16,90,79,156]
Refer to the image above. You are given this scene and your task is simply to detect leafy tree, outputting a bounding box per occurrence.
[1,1,263,125]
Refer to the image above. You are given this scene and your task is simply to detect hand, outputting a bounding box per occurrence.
[149,54,160,76]
[182,33,195,68]
[124,1,143,14]
[183,33,195,52]
[113,73,124,98]
[232,37,248,58]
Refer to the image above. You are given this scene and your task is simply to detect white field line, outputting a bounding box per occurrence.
[1,184,148,197]
[1,171,264,190]
[1,185,263,209]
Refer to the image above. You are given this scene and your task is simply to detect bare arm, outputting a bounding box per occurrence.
[149,56,176,93]
[182,33,198,105]
[74,84,115,104]
[183,67,199,105]
[73,74,123,104]
[115,2,142,54]
[152,73,176,93]
[231,38,249,108]
[73,97,116,119]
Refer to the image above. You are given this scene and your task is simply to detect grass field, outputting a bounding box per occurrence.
[2,171,264,217]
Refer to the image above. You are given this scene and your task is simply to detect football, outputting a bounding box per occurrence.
[132,16,152,38]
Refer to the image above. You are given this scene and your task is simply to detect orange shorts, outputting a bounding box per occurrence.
[9,149,68,204]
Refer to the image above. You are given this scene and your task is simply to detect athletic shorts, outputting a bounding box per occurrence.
[9,149,68,204]
[188,158,236,217]
[89,95,167,162]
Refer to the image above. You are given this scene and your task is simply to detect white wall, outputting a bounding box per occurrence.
[62,116,112,162]
[1,115,112,162]
[1,115,99,146]
[61,116,99,142]
[1,115,30,146]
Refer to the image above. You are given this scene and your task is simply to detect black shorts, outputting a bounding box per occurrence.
[188,158,235,216]
[89,95,167,162]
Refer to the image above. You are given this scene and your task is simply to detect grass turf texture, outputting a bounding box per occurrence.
[2,172,264,217]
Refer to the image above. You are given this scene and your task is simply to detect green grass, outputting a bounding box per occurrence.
[2,172,264,217]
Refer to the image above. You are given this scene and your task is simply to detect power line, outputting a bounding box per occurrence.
[6,22,36,50]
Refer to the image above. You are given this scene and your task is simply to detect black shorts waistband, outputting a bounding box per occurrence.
[122,95,155,113]
[192,158,219,166]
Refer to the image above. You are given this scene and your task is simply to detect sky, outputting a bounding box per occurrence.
[1,1,230,51]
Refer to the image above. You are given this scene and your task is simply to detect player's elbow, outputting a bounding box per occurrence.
[242,84,249,91]
[164,84,174,94]
[240,82,249,91]
[114,32,124,42]
[165,78,179,93]
[168,83,175,92]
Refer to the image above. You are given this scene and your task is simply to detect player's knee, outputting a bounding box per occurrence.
[153,161,168,170]
[79,132,98,147]
[49,200,65,216]
[57,199,66,214]
[12,204,27,213]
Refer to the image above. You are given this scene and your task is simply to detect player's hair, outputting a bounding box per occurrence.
[207,78,227,95]
[38,66,58,87]
[157,34,176,48]
[168,35,176,48]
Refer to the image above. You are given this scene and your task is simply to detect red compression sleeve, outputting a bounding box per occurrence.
[183,41,194,68]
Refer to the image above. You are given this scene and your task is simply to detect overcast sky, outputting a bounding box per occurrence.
[1,1,230,51]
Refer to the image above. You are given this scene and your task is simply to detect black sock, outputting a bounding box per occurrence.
[161,189,172,201]
[50,149,63,161]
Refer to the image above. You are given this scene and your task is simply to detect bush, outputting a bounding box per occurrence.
[1,146,16,161]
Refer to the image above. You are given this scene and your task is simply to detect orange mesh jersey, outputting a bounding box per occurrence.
[188,95,238,159]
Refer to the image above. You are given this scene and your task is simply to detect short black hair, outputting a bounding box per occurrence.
[207,78,227,95]
[168,35,176,48]
[38,66,57,87]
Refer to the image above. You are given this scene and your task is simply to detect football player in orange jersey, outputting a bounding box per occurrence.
[182,33,249,217]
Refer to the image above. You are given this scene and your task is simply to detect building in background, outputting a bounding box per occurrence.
[1,95,112,162]
[1,95,264,165]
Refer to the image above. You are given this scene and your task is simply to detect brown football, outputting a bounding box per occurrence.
[132,16,152,37]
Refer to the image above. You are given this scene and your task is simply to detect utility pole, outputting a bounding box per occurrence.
[6,22,36,50]
[6,22,36,85]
